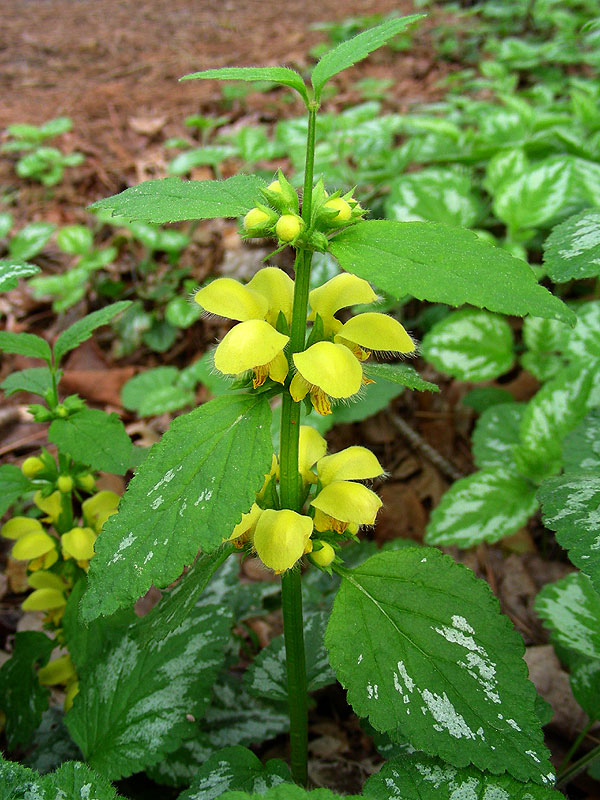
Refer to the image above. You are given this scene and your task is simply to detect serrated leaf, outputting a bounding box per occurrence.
[311,15,424,98]
[562,409,600,473]
[121,366,194,416]
[363,753,563,799]
[47,761,123,799]
[0,260,41,291]
[564,301,600,363]
[513,363,594,481]
[425,468,538,547]
[472,403,525,470]
[53,301,131,364]
[0,759,48,800]
[181,67,308,103]
[65,602,231,780]
[25,708,82,775]
[326,548,553,785]
[0,463,32,516]
[422,309,515,381]
[538,475,600,593]
[544,209,600,282]
[8,221,55,260]
[0,331,52,363]
[218,788,355,800]
[570,658,600,721]
[0,631,54,749]
[179,746,291,800]
[89,175,265,223]
[49,408,132,474]
[1,367,58,398]
[535,572,600,661]
[80,394,273,621]
[329,221,573,324]
[362,362,439,392]
[137,545,234,645]
[244,610,335,702]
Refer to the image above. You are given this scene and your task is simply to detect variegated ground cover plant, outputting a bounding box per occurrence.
[1,14,597,800]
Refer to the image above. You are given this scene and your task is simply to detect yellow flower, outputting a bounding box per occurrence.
[34,491,62,524]
[334,312,415,358]
[298,426,327,484]
[38,653,76,686]
[12,529,58,566]
[309,273,378,336]
[22,571,67,622]
[290,341,362,415]
[82,491,120,534]
[311,481,382,534]
[64,680,79,712]
[246,267,295,326]
[316,446,384,485]
[61,526,97,570]
[253,509,313,573]
[215,319,289,388]
[21,456,44,478]
[227,503,263,546]
[1,516,44,540]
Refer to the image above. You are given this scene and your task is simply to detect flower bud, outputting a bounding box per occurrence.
[311,541,335,568]
[324,197,352,222]
[22,457,44,479]
[276,214,304,243]
[77,473,96,492]
[56,404,69,419]
[57,475,74,494]
[243,207,271,234]
[267,180,282,194]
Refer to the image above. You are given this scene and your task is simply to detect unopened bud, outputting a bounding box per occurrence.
[324,197,352,222]
[276,214,304,243]
[57,475,74,493]
[311,541,335,568]
[22,457,45,479]
[244,207,271,233]
[77,473,96,492]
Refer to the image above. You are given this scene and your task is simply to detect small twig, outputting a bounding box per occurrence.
[389,413,465,482]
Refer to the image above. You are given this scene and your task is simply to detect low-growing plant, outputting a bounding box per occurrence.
[2,117,84,187]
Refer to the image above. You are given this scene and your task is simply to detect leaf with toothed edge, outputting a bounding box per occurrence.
[80,394,273,622]
[326,548,554,785]
[181,67,308,104]
[535,572,600,661]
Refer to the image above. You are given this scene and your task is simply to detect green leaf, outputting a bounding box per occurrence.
[56,225,94,255]
[0,463,31,516]
[244,610,335,702]
[1,367,58,398]
[49,408,132,474]
[169,147,236,176]
[137,545,234,646]
[47,761,123,800]
[544,209,600,282]
[311,15,424,98]
[523,316,570,356]
[562,409,600,473]
[121,366,195,416]
[564,301,600,364]
[165,295,203,329]
[472,403,525,470]
[65,602,231,780]
[461,387,514,413]
[143,318,178,352]
[0,631,54,749]
[362,362,439,392]
[422,309,515,382]
[425,468,538,547]
[513,363,595,481]
[538,475,600,593]
[0,260,41,292]
[329,221,574,324]
[0,759,48,799]
[327,380,404,429]
[8,221,55,260]
[25,708,82,774]
[178,746,291,800]
[80,394,273,621]
[535,572,600,661]
[210,788,354,800]
[0,331,52,363]
[181,67,308,104]
[569,659,600,722]
[363,753,563,800]
[326,548,553,785]
[53,301,131,364]
[89,175,265,224]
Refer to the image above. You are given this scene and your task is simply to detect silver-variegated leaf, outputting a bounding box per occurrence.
[535,572,600,661]
[472,403,525,470]
[544,209,600,282]
[570,658,600,722]
[564,301,600,363]
[326,548,554,785]
[425,468,538,548]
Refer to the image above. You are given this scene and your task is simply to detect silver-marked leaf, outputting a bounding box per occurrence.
[49,408,132,475]
[563,409,600,473]
[535,572,600,661]
[8,221,55,261]
[47,761,124,800]
[538,475,600,594]
[179,746,291,800]
[0,260,41,292]
[362,362,439,392]
[80,394,272,621]
[181,67,308,104]
[0,331,52,363]
[89,175,265,223]
[0,464,31,517]
[544,209,600,282]
[327,549,553,785]
[422,309,515,381]
[311,15,424,98]
[564,301,600,363]
[522,316,570,355]
[329,221,574,324]
[363,753,563,800]
[472,403,525,470]
[244,610,335,702]
[65,603,231,780]
[513,363,595,481]
[1,367,58,398]
[0,760,48,799]
[570,659,600,721]
[425,468,538,548]
[216,788,356,800]
[521,351,564,382]
[53,301,131,364]
[26,708,82,775]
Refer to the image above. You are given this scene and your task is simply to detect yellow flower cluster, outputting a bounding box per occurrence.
[227,427,384,574]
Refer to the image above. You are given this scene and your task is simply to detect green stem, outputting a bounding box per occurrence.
[557,738,600,789]
[558,719,595,774]
[276,101,319,787]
